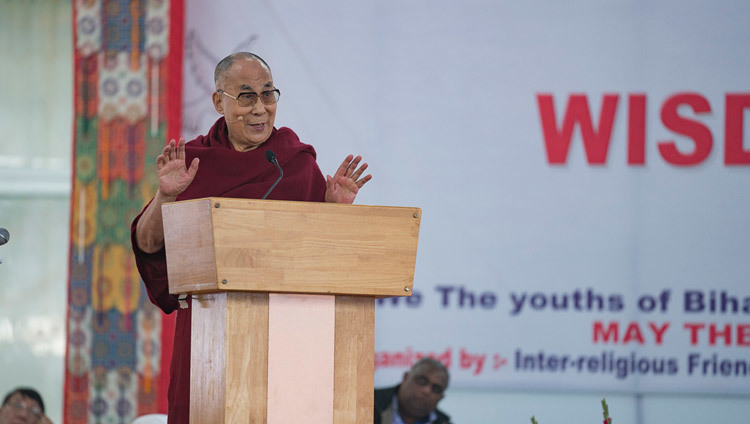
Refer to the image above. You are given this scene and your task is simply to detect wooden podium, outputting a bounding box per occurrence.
[162,197,421,424]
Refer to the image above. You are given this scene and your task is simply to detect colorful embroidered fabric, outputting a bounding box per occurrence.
[65,0,183,421]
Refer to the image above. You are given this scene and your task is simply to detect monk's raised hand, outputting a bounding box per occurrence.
[156,138,199,198]
[325,154,372,204]
[325,174,358,204]
[337,154,372,187]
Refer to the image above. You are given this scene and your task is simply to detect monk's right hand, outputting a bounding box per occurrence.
[157,138,200,198]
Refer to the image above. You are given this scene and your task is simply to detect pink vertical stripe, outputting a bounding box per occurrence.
[267,294,335,423]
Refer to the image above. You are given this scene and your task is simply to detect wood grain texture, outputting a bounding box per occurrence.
[170,198,414,423]
[190,293,227,424]
[225,293,269,423]
[190,293,270,424]
[189,294,378,423]
[333,296,375,424]
[163,197,421,296]
[163,198,217,294]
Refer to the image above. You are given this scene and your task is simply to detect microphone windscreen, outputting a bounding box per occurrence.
[265,150,277,164]
[0,228,9,246]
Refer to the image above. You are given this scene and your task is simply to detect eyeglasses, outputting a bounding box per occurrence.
[217,88,281,107]
[413,375,445,395]
[9,401,43,419]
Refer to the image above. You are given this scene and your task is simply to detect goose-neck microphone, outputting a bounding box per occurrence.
[262,150,283,200]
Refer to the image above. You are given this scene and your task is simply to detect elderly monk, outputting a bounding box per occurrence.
[131,52,371,424]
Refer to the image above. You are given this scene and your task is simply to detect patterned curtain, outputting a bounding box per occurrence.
[65,0,183,421]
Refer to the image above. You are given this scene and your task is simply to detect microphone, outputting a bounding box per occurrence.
[0,228,9,246]
[225,115,244,123]
[262,150,283,200]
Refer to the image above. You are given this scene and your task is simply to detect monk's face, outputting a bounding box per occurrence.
[213,58,277,151]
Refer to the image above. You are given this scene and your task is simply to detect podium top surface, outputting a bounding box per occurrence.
[162,197,421,297]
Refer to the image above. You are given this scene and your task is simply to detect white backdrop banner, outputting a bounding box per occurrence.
[183,0,750,394]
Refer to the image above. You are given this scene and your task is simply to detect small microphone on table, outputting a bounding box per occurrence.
[0,228,9,246]
[262,150,284,200]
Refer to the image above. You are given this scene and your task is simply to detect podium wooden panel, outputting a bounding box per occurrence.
[162,198,421,424]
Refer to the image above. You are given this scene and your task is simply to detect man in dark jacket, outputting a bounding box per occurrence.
[374,358,451,424]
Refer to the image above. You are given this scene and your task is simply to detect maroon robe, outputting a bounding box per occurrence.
[131,118,326,424]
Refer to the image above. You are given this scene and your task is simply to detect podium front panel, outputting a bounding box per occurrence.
[164,198,421,297]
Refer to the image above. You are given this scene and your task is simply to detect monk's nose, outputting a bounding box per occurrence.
[251,98,265,114]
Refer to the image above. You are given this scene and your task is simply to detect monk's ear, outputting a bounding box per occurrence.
[213,91,224,114]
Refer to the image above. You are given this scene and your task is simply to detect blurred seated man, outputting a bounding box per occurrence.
[0,388,51,424]
[374,358,451,424]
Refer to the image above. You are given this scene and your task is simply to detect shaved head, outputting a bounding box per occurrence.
[409,357,450,387]
[214,52,271,88]
[211,54,277,151]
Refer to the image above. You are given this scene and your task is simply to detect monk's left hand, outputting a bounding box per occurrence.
[325,154,372,204]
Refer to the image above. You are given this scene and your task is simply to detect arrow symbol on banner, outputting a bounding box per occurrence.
[493,354,508,370]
